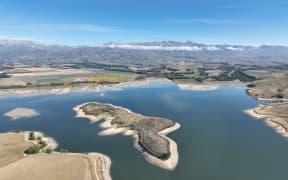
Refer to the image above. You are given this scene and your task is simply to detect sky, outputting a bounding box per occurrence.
[0,0,287,46]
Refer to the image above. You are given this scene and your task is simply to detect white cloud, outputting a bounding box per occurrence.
[226,46,244,51]
[102,43,221,51]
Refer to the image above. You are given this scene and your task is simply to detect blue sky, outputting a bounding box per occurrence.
[0,0,287,45]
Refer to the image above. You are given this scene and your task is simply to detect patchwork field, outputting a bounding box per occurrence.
[0,67,138,88]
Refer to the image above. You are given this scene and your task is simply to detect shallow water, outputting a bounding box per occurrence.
[1,83,288,180]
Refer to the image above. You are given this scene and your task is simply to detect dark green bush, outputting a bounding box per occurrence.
[38,140,47,148]
[28,132,36,140]
[24,145,40,154]
[45,148,52,154]
[274,93,284,99]
[59,148,69,153]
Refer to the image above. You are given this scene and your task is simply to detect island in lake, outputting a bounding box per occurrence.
[74,102,181,170]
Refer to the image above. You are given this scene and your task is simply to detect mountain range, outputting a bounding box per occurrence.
[1,39,288,64]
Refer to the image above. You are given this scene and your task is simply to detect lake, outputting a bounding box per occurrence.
[1,82,288,180]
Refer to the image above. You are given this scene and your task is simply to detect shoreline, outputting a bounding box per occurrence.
[244,105,288,139]
[0,78,172,98]
[176,80,247,91]
[88,152,112,180]
[73,102,181,170]
[134,122,181,170]
[0,78,250,98]
[177,83,219,91]
[21,130,112,180]
[246,88,288,101]
[24,131,58,151]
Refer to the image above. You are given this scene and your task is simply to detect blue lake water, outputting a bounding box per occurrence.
[1,83,288,180]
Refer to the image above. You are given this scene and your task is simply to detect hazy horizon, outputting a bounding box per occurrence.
[0,38,287,47]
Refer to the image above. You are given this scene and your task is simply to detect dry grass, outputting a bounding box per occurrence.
[244,70,273,79]
[248,73,288,99]
[206,69,223,77]
[0,154,93,180]
[0,132,32,168]
[0,77,27,88]
[4,67,95,77]
[251,103,288,138]
[0,132,110,180]
[255,104,288,118]
[0,67,137,88]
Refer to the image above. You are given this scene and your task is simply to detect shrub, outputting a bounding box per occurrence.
[195,77,203,82]
[275,93,284,99]
[25,145,40,154]
[247,83,256,88]
[45,148,52,154]
[38,140,47,148]
[59,148,69,153]
[28,132,36,140]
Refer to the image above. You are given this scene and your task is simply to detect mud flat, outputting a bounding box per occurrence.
[74,102,181,170]
[245,103,288,139]
[0,131,112,180]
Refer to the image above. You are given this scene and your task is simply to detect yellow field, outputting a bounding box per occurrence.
[0,67,138,88]
[88,75,135,83]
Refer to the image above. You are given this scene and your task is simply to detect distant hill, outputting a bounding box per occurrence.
[0,39,288,65]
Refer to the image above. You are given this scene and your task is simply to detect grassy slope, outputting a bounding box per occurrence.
[0,132,32,168]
